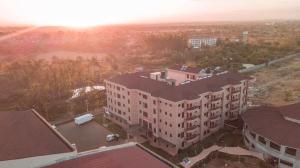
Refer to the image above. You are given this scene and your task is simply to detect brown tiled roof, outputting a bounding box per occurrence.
[242,104,300,149]
[167,65,202,74]
[108,72,250,102]
[278,103,300,121]
[45,145,172,168]
[0,110,74,161]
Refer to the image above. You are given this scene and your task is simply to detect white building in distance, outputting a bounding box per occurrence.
[188,36,218,49]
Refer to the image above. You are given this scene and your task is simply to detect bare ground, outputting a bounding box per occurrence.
[251,57,300,106]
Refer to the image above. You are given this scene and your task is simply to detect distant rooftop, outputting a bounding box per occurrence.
[108,71,250,102]
[0,109,75,161]
[45,144,173,168]
[242,103,300,149]
[168,65,203,74]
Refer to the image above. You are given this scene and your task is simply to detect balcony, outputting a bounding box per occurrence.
[231,97,240,102]
[212,97,222,102]
[185,134,198,141]
[209,115,220,121]
[185,115,199,121]
[211,105,222,110]
[185,125,198,132]
[232,89,241,94]
[230,105,239,110]
[229,114,237,119]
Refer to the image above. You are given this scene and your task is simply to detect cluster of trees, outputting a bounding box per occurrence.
[0,58,107,121]
[137,32,300,70]
[142,33,187,52]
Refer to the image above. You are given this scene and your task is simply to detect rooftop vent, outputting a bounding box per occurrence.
[181,65,188,71]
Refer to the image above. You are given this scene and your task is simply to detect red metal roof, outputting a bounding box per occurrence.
[108,71,250,101]
[0,109,75,161]
[242,104,300,149]
[45,145,173,168]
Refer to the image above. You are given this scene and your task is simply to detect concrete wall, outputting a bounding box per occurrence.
[239,53,300,73]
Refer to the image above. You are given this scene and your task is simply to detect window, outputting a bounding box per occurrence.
[285,147,297,156]
[280,159,293,167]
[186,74,189,79]
[143,103,148,108]
[143,112,148,117]
[270,141,280,151]
[153,109,156,114]
[258,136,266,145]
[117,86,120,91]
[142,94,148,99]
[153,100,156,104]
[153,118,156,123]
[117,94,121,98]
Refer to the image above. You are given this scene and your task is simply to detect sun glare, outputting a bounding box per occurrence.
[11,0,180,28]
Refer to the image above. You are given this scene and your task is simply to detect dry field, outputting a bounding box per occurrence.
[251,57,300,106]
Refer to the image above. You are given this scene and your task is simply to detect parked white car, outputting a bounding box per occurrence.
[106,134,120,142]
[74,113,94,125]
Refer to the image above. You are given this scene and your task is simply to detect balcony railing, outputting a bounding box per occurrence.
[185,125,198,132]
[230,106,239,110]
[185,134,198,141]
[185,115,199,121]
[209,115,220,120]
[212,97,222,102]
[209,124,218,129]
[232,89,241,93]
[211,106,222,110]
[229,114,237,119]
[231,97,240,102]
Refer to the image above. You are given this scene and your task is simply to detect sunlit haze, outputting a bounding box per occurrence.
[0,0,300,27]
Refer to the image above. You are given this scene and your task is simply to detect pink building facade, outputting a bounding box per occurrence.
[104,67,251,154]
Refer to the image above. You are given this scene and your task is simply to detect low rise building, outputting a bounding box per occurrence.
[0,109,77,168]
[188,36,218,49]
[242,103,300,168]
[104,66,251,154]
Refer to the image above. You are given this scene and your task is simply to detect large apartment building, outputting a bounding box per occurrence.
[104,66,251,154]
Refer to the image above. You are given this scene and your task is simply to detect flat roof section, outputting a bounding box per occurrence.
[0,109,75,161]
[45,145,173,168]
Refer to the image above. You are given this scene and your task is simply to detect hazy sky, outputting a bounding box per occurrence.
[0,0,299,26]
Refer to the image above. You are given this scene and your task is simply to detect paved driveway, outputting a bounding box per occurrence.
[57,121,125,152]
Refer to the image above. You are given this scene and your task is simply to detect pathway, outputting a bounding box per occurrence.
[181,145,264,168]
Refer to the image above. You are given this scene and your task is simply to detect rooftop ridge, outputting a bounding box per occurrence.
[31,109,76,152]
